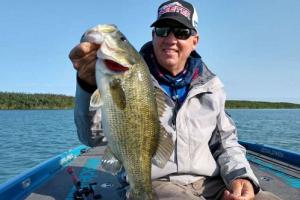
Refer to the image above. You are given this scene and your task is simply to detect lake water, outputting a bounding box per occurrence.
[0,109,300,184]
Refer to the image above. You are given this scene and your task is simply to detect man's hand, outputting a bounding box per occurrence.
[69,42,100,86]
[223,179,255,200]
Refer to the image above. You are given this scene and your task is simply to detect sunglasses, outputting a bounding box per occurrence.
[154,27,196,40]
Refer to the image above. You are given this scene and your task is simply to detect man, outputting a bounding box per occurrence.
[69,1,281,199]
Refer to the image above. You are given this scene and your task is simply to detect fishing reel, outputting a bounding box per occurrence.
[67,166,101,200]
[73,182,102,200]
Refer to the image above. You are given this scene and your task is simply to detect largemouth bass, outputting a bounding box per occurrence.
[81,24,174,200]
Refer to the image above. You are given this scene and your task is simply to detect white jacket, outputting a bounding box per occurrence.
[74,63,259,191]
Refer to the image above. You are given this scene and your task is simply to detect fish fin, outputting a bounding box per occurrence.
[154,88,167,118]
[90,89,103,109]
[152,87,174,168]
[127,189,156,200]
[100,147,123,175]
[109,79,126,110]
[152,125,174,168]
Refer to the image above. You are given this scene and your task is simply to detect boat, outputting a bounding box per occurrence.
[0,141,299,200]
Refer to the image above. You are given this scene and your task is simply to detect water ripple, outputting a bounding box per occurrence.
[0,110,80,184]
[1,109,300,184]
[228,109,300,153]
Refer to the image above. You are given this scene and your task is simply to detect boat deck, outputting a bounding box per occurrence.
[26,146,122,200]
[23,146,300,200]
[246,149,300,200]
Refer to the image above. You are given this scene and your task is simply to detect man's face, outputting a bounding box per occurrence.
[152,26,199,76]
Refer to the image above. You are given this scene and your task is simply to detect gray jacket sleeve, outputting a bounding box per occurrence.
[74,82,106,147]
[209,88,260,193]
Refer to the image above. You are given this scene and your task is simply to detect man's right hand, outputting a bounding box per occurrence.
[69,42,100,86]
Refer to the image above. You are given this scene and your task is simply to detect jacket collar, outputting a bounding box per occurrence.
[140,42,222,93]
[140,42,204,88]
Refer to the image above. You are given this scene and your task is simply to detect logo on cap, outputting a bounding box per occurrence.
[158,2,191,20]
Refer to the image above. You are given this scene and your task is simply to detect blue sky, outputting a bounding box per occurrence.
[0,0,299,103]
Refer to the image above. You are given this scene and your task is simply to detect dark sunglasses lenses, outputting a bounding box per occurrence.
[173,28,192,39]
[155,27,193,40]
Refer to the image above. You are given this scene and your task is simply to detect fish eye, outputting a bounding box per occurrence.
[120,35,127,42]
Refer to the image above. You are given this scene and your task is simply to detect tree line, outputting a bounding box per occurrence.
[225,100,300,109]
[0,92,300,110]
[0,92,74,109]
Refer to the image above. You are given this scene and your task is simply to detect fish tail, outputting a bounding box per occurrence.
[127,189,157,200]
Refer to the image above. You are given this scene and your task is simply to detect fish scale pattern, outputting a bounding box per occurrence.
[101,63,159,199]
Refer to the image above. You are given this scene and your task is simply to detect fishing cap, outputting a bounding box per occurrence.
[151,0,198,31]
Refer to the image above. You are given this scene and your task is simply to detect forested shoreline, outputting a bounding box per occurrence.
[0,92,74,109]
[225,100,300,109]
[1,92,300,109]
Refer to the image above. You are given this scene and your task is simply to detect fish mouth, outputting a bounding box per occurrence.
[104,59,129,72]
